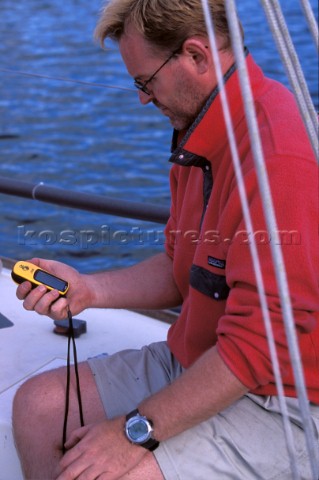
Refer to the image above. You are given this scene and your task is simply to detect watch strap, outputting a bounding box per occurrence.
[126,408,139,420]
[140,436,160,451]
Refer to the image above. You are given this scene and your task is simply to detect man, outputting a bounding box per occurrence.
[13,0,319,479]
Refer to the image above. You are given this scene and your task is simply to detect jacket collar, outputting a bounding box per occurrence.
[170,52,264,165]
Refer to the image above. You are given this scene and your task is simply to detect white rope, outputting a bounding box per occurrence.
[200,1,302,476]
[200,1,318,478]
[299,0,319,50]
[260,0,318,160]
[0,67,135,92]
[224,2,318,478]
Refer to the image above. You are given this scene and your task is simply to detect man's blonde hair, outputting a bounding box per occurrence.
[95,0,242,52]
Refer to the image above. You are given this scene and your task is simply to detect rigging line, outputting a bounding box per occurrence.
[269,0,319,126]
[260,0,319,160]
[264,0,319,154]
[299,0,319,50]
[200,1,301,478]
[0,67,135,93]
[261,0,318,152]
[225,2,318,478]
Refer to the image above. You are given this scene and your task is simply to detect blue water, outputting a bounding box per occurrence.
[0,0,318,273]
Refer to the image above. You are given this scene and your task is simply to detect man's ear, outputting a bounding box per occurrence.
[182,37,211,74]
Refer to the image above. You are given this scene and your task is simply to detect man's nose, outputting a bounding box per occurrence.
[138,90,153,105]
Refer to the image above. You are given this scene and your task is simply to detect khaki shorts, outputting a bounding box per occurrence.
[88,342,319,480]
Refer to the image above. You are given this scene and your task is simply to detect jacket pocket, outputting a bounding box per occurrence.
[190,264,230,300]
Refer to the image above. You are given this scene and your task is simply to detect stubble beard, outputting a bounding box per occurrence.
[155,74,209,131]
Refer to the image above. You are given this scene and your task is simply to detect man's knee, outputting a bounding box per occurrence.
[13,368,66,427]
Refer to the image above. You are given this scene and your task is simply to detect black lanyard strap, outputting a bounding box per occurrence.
[62,306,85,454]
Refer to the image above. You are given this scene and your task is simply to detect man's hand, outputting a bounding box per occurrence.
[55,417,146,480]
[16,258,94,320]
[15,252,181,319]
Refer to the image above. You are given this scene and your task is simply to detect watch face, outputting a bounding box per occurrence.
[127,418,151,443]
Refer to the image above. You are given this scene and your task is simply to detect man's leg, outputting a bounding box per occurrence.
[119,454,163,480]
[13,362,104,478]
[12,362,164,479]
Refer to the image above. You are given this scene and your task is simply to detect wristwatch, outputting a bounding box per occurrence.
[125,409,159,451]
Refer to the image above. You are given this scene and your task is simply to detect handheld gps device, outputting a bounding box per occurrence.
[11,261,69,296]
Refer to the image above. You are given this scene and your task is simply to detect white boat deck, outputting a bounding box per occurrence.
[0,260,169,479]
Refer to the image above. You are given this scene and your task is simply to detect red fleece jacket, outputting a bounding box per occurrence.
[165,54,319,403]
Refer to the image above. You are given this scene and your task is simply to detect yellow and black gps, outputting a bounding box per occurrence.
[11,261,69,296]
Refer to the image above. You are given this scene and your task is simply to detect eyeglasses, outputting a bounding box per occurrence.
[133,47,181,96]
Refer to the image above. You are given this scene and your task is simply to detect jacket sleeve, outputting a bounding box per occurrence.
[216,153,319,391]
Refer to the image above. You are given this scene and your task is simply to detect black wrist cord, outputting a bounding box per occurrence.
[62,306,85,454]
